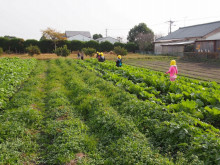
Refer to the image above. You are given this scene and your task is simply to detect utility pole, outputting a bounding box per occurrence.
[166,20,175,34]
[105,29,108,37]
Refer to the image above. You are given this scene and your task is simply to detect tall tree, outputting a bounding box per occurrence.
[127,23,154,51]
[41,27,66,50]
[93,34,103,40]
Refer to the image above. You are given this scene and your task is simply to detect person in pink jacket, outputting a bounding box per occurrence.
[166,60,178,81]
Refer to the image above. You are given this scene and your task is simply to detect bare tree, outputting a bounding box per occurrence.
[136,33,154,51]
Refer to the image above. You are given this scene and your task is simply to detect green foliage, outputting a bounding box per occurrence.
[125,42,138,52]
[99,41,114,52]
[0,37,9,51]
[93,34,103,39]
[9,38,25,53]
[26,45,41,56]
[84,40,99,50]
[82,47,96,57]
[113,46,128,55]
[127,23,154,42]
[39,39,54,53]
[24,39,39,48]
[54,45,71,57]
[68,40,84,51]
[184,44,195,52]
[0,47,3,55]
[114,42,125,48]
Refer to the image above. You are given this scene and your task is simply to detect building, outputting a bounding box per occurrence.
[96,37,119,44]
[154,21,220,55]
[65,31,93,41]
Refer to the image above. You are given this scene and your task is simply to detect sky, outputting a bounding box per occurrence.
[1,0,220,42]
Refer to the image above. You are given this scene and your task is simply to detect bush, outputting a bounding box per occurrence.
[82,47,96,57]
[100,41,114,52]
[0,47,3,55]
[125,42,138,53]
[26,45,41,56]
[113,46,128,56]
[54,45,71,57]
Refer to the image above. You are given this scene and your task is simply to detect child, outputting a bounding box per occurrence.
[166,60,178,81]
[77,51,81,59]
[99,52,105,62]
[116,55,122,67]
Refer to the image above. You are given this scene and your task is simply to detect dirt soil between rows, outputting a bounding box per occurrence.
[124,58,220,83]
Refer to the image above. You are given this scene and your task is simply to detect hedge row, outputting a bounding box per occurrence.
[0,37,138,54]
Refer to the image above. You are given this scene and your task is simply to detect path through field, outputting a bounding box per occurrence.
[124,59,220,83]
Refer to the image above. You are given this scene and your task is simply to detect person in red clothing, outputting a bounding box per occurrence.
[166,60,178,81]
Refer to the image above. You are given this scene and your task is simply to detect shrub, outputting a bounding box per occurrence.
[82,47,96,57]
[54,45,71,57]
[125,42,138,53]
[0,47,3,55]
[26,45,41,56]
[113,46,128,56]
[100,41,114,52]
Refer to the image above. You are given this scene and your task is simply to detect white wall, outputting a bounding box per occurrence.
[97,37,119,44]
[206,32,220,40]
[67,34,93,41]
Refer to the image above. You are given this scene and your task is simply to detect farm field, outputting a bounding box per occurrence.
[0,57,220,164]
[124,58,220,83]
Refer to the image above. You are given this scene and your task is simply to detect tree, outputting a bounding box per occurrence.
[113,46,127,56]
[93,34,103,40]
[136,33,154,51]
[41,27,66,50]
[85,40,100,50]
[26,45,41,56]
[125,42,138,53]
[127,23,153,42]
[82,47,96,57]
[127,23,154,51]
[100,41,114,52]
[54,45,71,57]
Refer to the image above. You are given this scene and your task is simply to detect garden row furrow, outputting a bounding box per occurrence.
[59,59,175,165]
[75,59,220,164]
[39,60,102,164]
[0,60,46,164]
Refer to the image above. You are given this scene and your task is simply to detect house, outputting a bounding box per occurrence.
[154,21,220,55]
[65,31,93,41]
[96,37,119,44]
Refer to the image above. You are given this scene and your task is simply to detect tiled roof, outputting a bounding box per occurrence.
[158,21,220,41]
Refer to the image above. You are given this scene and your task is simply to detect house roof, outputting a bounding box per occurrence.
[95,36,119,41]
[161,41,194,46]
[158,21,220,41]
[65,31,91,38]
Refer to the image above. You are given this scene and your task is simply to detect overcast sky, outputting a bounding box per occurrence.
[1,0,220,42]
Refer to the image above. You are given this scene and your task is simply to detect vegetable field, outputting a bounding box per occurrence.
[0,58,220,165]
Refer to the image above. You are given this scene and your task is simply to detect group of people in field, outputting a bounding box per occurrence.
[96,52,122,67]
[77,51,178,81]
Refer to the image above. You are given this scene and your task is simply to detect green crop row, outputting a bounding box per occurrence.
[75,59,220,164]
[57,59,178,165]
[0,57,37,109]
[82,59,220,128]
[0,60,46,164]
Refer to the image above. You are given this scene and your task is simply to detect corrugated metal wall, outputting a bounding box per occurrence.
[195,41,214,53]
[216,40,220,53]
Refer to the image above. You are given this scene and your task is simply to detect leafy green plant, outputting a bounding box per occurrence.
[26,45,41,56]
[54,45,71,57]
[82,47,96,57]
[113,46,128,55]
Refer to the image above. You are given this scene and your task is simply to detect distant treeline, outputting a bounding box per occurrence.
[0,37,138,54]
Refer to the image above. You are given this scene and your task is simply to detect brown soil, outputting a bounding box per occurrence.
[124,59,220,83]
